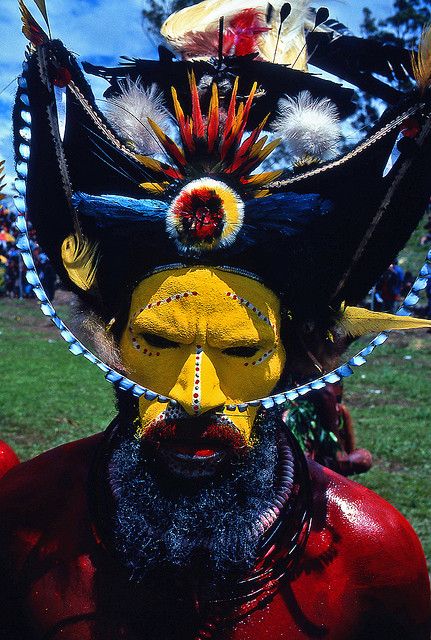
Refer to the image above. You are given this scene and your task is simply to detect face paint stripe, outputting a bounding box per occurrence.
[130,291,199,323]
[245,348,275,366]
[129,291,199,349]
[226,291,273,329]
[193,346,203,413]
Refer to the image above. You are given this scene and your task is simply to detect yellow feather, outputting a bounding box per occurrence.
[134,154,164,173]
[139,181,170,194]
[411,24,431,92]
[19,0,48,44]
[61,234,99,292]
[242,170,283,187]
[338,305,431,338]
[252,138,281,164]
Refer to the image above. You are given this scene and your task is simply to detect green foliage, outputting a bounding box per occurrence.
[142,0,195,36]
[353,0,431,133]
[284,399,339,458]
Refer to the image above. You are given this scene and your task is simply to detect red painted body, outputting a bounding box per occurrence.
[0,439,19,480]
[0,434,429,639]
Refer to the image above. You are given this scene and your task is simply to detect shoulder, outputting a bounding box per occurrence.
[308,460,426,565]
[307,460,430,597]
[0,433,103,542]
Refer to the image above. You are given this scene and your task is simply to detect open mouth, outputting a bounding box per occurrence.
[161,440,225,458]
[145,414,247,477]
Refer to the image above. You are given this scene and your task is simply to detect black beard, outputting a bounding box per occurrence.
[106,413,282,588]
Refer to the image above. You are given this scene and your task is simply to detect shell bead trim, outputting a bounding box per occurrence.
[13,60,431,411]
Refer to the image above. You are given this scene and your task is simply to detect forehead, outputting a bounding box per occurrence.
[129,267,281,337]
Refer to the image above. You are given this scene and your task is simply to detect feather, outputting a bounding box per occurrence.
[411,24,431,93]
[207,82,219,152]
[61,234,99,292]
[71,192,169,225]
[188,71,205,138]
[147,118,186,169]
[338,306,431,338]
[33,0,50,30]
[171,87,195,151]
[105,80,170,155]
[161,0,310,66]
[178,9,268,58]
[258,0,310,66]
[271,90,341,162]
[19,0,48,46]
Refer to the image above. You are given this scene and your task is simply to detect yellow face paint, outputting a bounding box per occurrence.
[119,267,285,445]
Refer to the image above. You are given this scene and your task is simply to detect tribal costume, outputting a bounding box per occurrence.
[1,0,431,637]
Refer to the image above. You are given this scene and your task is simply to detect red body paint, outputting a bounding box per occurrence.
[0,434,428,639]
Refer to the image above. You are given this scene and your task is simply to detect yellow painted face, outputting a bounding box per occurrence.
[119,267,285,451]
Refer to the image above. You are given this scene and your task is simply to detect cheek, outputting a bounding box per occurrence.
[119,332,188,394]
[223,407,259,444]
[136,398,170,436]
[216,344,286,403]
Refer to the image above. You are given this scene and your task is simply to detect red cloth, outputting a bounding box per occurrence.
[0,434,429,639]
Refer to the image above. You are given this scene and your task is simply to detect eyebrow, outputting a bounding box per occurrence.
[131,290,199,322]
[225,291,273,329]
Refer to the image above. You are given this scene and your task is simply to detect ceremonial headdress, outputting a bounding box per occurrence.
[13,0,431,406]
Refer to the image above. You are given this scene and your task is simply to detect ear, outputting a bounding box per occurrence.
[336,305,431,338]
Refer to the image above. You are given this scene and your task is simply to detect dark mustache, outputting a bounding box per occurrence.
[144,416,248,450]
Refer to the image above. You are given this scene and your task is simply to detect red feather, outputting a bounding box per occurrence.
[181,8,269,59]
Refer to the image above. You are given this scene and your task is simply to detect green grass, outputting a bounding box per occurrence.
[0,297,116,460]
[0,222,430,568]
[345,332,431,567]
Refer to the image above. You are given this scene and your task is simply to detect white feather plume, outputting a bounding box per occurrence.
[105,80,170,155]
[271,91,341,161]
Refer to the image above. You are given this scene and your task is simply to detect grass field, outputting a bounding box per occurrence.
[0,241,430,568]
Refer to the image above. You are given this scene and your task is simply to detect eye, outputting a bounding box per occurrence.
[140,332,180,349]
[222,345,260,358]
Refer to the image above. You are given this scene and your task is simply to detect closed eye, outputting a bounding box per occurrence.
[222,346,260,358]
[140,332,180,349]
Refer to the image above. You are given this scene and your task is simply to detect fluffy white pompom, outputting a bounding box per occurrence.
[105,79,169,155]
[271,91,341,161]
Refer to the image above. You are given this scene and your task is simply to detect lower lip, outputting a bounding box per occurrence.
[174,444,218,458]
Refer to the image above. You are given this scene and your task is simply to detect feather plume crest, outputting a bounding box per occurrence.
[33,0,50,30]
[105,79,170,155]
[338,305,431,338]
[411,24,431,93]
[271,90,341,161]
[161,0,310,66]
[19,0,48,46]
[61,234,99,292]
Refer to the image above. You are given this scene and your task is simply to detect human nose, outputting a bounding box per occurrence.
[169,348,227,416]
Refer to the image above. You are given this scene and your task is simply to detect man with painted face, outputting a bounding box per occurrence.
[1,260,431,639]
[1,1,431,638]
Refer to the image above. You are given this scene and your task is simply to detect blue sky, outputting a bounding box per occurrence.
[0,0,393,192]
